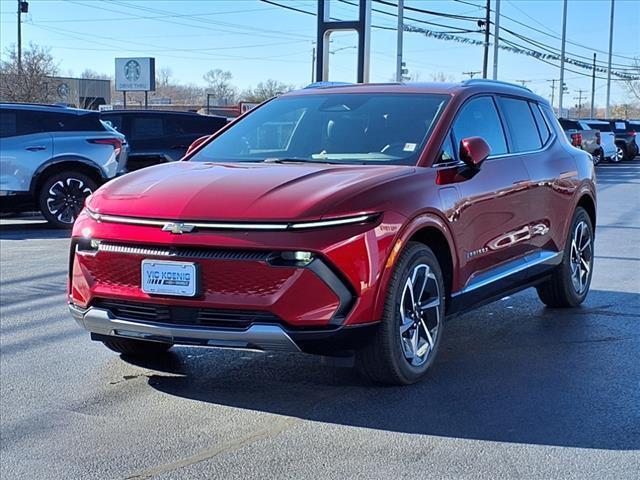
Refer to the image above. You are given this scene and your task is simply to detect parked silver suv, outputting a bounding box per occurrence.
[0,104,128,228]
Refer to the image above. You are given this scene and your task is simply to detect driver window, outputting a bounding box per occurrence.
[452,96,507,156]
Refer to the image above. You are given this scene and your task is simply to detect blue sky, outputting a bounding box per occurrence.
[1,0,638,107]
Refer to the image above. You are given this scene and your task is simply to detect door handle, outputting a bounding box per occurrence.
[26,146,46,151]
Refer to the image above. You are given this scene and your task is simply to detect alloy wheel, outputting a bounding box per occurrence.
[399,264,441,367]
[46,177,92,224]
[613,146,624,162]
[569,220,592,294]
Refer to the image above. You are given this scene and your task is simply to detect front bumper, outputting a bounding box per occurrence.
[70,303,377,354]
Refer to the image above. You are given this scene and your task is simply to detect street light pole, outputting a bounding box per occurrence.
[17,0,22,72]
[558,0,568,115]
[492,0,500,80]
[605,0,615,118]
[395,0,404,82]
[590,53,596,118]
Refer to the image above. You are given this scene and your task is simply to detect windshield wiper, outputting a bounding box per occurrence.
[263,157,339,164]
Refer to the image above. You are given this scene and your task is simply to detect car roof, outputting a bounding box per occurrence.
[0,103,96,115]
[102,109,223,118]
[283,80,548,105]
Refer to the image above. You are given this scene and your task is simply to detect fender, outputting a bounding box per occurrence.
[371,210,459,321]
[565,182,597,241]
[29,155,107,195]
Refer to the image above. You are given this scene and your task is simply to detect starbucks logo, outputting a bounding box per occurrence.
[57,83,69,99]
[124,60,141,82]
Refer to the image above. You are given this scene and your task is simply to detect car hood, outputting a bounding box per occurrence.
[89,161,414,221]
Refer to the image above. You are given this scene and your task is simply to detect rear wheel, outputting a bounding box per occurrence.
[38,171,97,228]
[102,337,173,357]
[356,242,445,385]
[592,148,603,165]
[611,145,624,163]
[537,207,594,307]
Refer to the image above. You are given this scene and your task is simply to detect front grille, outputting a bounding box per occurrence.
[94,299,281,329]
[98,242,273,261]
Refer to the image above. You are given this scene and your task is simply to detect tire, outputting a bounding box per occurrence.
[38,171,97,228]
[611,144,624,163]
[537,207,594,308]
[592,148,603,165]
[102,337,173,357]
[356,242,445,385]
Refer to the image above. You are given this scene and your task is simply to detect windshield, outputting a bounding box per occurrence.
[189,93,449,165]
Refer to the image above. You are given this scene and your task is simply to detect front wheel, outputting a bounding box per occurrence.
[38,171,97,228]
[356,242,445,385]
[537,207,594,307]
[592,148,603,165]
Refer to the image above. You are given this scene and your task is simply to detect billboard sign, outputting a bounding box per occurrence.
[115,57,155,91]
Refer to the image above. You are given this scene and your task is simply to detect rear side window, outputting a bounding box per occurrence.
[559,119,581,130]
[498,97,542,152]
[0,110,17,137]
[131,116,164,140]
[452,96,507,156]
[38,111,103,132]
[530,103,551,144]
[102,115,123,133]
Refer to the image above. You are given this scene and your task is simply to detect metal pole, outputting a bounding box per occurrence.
[123,91,127,110]
[144,91,148,109]
[591,53,596,118]
[311,46,316,83]
[558,0,568,114]
[17,0,22,72]
[395,0,404,82]
[492,0,500,80]
[549,79,556,109]
[605,0,615,118]
[482,0,491,78]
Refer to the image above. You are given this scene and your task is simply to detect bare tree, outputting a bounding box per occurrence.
[623,57,640,103]
[156,67,173,88]
[0,43,58,103]
[80,69,110,80]
[241,79,292,102]
[430,72,455,83]
[203,68,237,105]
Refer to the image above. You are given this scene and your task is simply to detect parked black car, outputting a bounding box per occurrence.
[100,110,227,172]
[608,119,638,161]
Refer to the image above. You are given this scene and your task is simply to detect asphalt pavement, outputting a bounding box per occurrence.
[1,159,639,479]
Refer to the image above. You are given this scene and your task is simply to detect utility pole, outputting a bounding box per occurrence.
[574,89,586,118]
[482,0,491,78]
[492,0,500,80]
[558,0,568,115]
[17,1,29,72]
[311,45,316,83]
[463,71,481,79]
[590,53,596,118]
[516,80,531,87]
[395,0,404,82]
[548,79,557,109]
[605,0,615,118]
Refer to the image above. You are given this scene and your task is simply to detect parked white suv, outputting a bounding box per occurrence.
[580,120,619,163]
[0,103,128,227]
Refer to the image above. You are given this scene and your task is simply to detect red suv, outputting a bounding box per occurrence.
[69,81,596,385]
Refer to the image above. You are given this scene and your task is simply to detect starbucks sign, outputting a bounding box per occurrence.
[115,57,155,91]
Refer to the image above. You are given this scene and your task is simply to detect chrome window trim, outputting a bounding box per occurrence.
[86,209,377,231]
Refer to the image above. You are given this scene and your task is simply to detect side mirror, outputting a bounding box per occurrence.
[185,135,210,157]
[459,136,491,167]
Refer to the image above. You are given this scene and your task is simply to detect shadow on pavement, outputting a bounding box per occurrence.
[126,288,640,451]
[0,220,71,240]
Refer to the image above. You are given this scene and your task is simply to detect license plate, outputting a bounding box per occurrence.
[141,260,198,297]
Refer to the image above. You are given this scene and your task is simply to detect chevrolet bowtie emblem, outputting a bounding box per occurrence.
[162,222,196,234]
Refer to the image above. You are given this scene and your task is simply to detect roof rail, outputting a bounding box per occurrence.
[0,102,68,108]
[461,79,533,92]
[304,81,353,89]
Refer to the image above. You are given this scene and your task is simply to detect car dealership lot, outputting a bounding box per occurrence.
[1,160,639,479]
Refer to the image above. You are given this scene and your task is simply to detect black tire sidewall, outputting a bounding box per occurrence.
[38,171,97,228]
[383,243,445,383]
[559,208,594,305]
